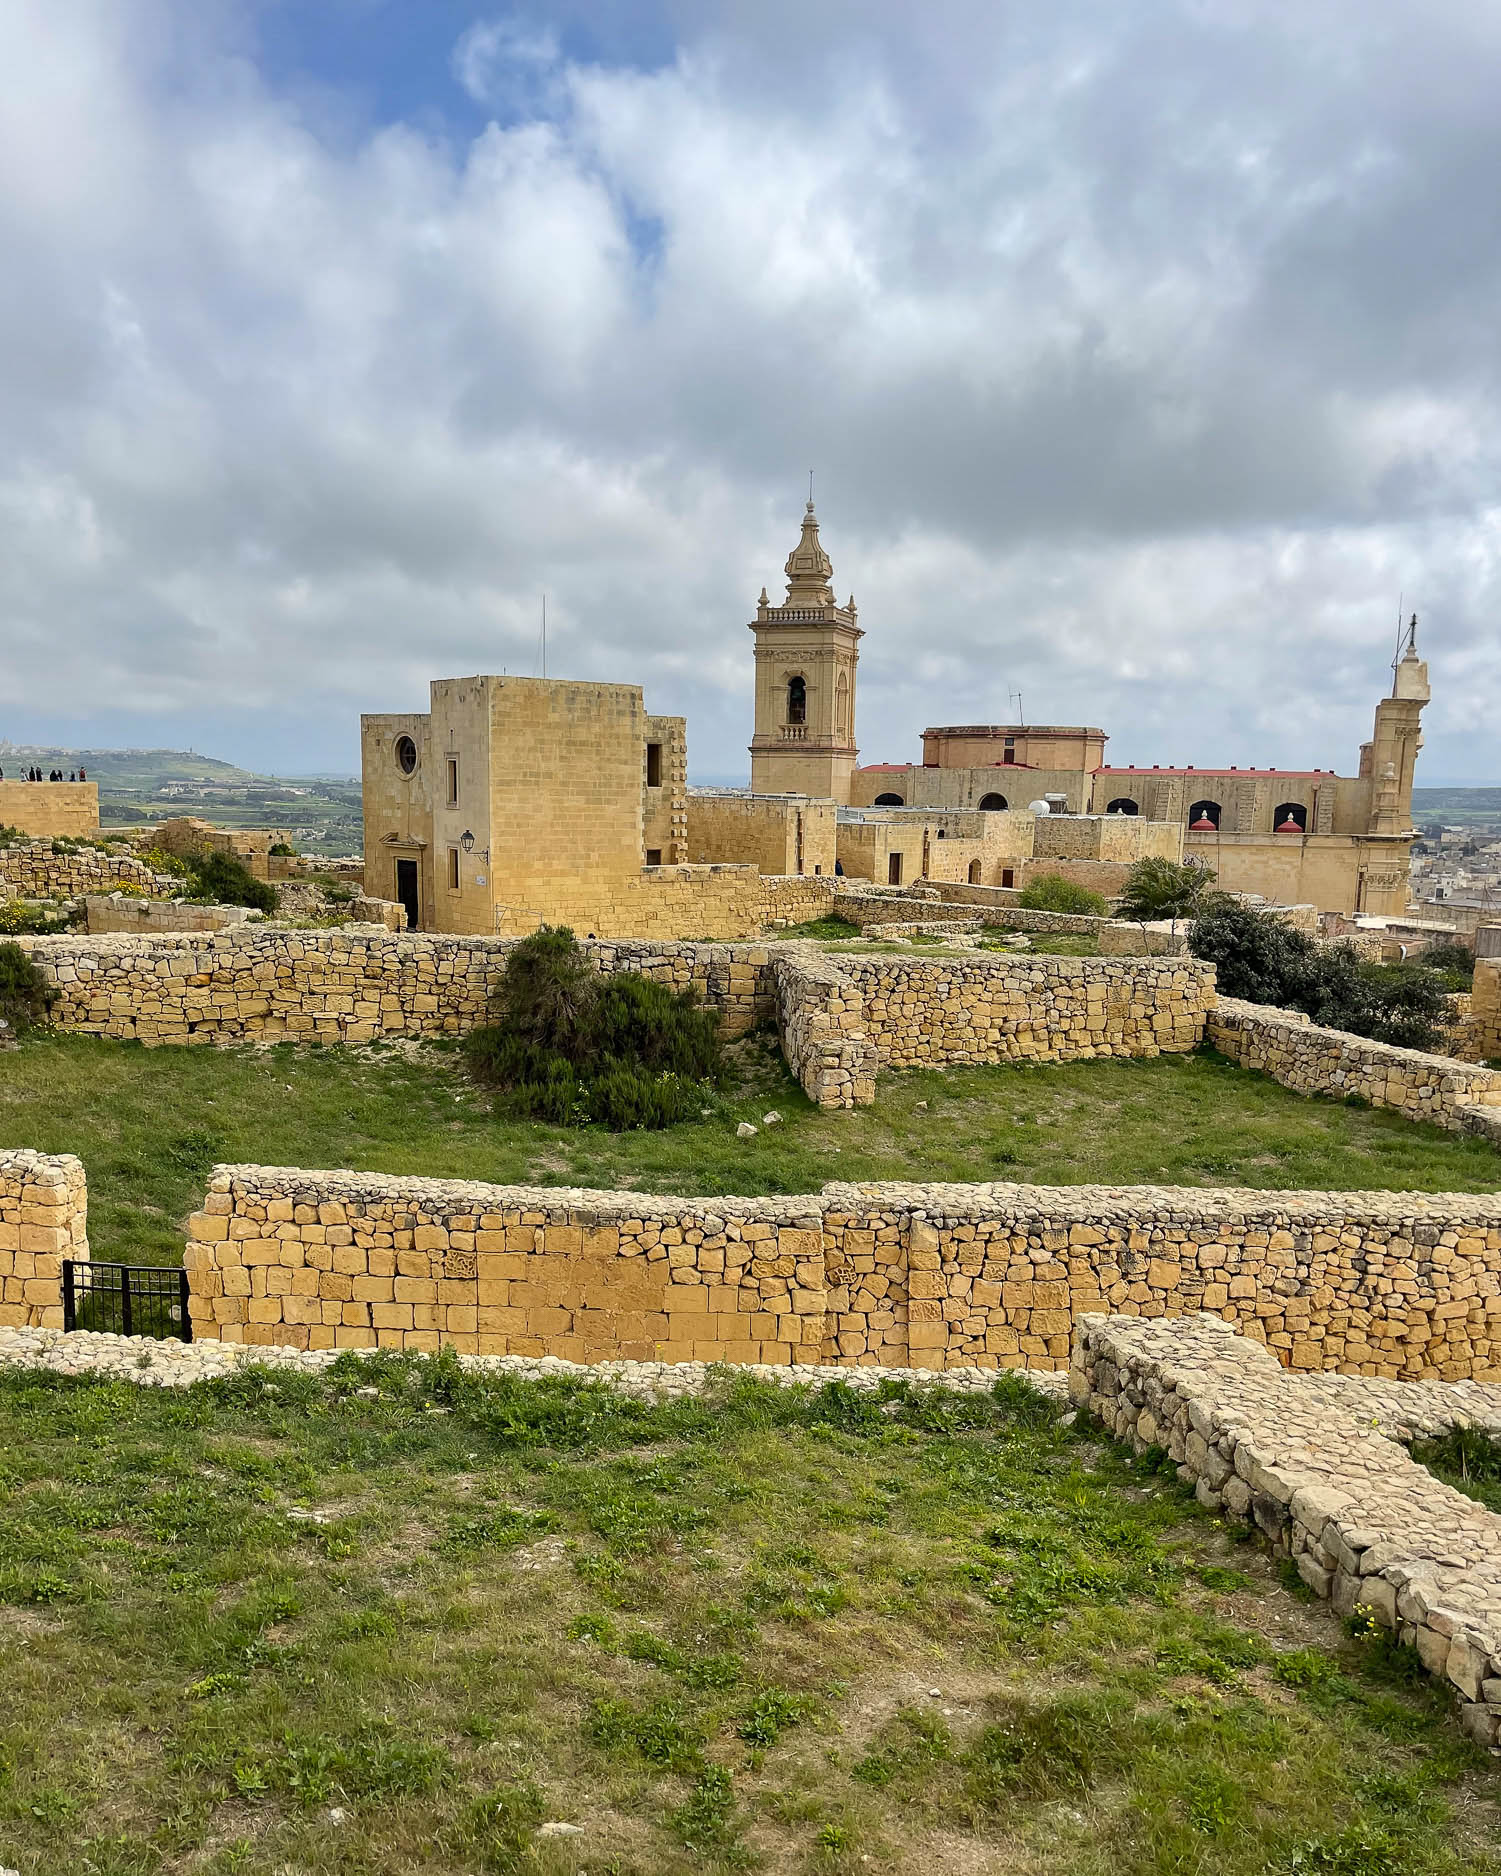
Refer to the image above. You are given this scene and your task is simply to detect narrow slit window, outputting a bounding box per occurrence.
[646,743,663,788]
[448,847,460,890]
[446,758,458,806]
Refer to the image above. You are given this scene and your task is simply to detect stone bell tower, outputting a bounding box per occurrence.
[748,500,863,801]
[1362,617,1430,838]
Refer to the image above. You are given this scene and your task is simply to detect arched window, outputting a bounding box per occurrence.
[977,792,1007,811]
[968,860,982,884]
[786,676,806,725]
[1273,801,1308,833]
[835,670,850,740]
[1106,797,1139,815]
[874,792,904,807]
[395,735,417,776]
[1188,799,1221,830]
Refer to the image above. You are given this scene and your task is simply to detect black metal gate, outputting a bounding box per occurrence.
[62,1261,192,1342]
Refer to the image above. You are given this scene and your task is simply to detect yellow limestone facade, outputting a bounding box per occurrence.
[748,501,862,801]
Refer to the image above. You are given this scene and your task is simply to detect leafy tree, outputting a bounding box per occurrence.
[1115,857,1216,932]
[1016,874,1109,917]
[465,927,724,1130]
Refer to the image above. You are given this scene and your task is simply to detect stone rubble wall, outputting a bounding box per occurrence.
[0,1150,88,1330]
[1072,1312,1501,1746]
[182,1168,1501,1380]
[1208,995,1501,1144]
[0,841,178,903]
[14,928,778,1046]
[772,948,879,1108]
[836,952,1213,1071]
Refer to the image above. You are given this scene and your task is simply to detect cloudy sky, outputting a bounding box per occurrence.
[3,0,1499,783]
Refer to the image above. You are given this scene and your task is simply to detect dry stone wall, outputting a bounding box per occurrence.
[1072,1313,1501,1744]
[1209,995,1501,1144]
[836,952,1212,1070]
[16,929,778,1046]
[0,841,177,902]
[183,1169,1501,1381]
[0,1150,88,1330]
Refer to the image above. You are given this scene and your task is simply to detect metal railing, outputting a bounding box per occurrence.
[62,1260,192,1341]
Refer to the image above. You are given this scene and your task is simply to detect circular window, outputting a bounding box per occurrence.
[395,735,417,775]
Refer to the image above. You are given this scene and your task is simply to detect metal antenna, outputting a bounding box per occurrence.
[1010,690,1025,726]
[1393,591,1404,684]
[809,468,814,505]
[542,593,546,680]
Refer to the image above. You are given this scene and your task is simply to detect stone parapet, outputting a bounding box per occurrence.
[183,1168,1501,1380]
[1208,995,1501,1141]
[1071,1312,1501,1744]
[0,1149,88,1329]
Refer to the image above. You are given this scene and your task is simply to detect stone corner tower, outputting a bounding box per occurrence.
[748,500,863,802]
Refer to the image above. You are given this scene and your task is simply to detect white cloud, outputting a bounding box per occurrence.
[0,0,1498,780]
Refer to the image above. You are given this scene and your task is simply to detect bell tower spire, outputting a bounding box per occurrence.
[748,498,863,802]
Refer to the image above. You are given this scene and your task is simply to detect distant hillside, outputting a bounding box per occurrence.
[0,744,362,857]
[1412,787,1501,832]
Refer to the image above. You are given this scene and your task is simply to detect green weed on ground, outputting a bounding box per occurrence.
[4,1032,1501,1265]
[0,1358,1495,1875]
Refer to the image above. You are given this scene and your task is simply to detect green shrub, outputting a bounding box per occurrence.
[464,927,723,1130]
[0,941,58,1034]
[184,850,279,913]
[1016,874,1109,916]
[268,842,297,857]
[1189,898,1448,1051]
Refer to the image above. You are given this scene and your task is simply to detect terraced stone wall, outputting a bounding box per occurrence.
[0,841,177,902]
[184,1170,1501,1381]
[0,1150,88,1329]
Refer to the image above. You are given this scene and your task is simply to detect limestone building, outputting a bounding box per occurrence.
[845,613,1432,916]
[362,674,689,935]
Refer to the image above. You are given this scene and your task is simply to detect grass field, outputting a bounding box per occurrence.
[0,1357,1496,1876]
[3,1032,1501,1267]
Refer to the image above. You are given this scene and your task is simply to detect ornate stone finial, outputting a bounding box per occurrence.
[783,500,836,606]
[758,587,769,607]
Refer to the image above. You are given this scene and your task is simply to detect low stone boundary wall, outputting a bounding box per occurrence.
[15,929,780,1045]
[183,1169,1501,1380]
[0,1150,88,1329]
[1208,996,1501,1143]
[0,840,177,902]
[84,894,255,934]
[1071,1313,1501,1744]
[836,952,1211,1071]
[1098,921,1188,956]
[915,881,1118,934]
